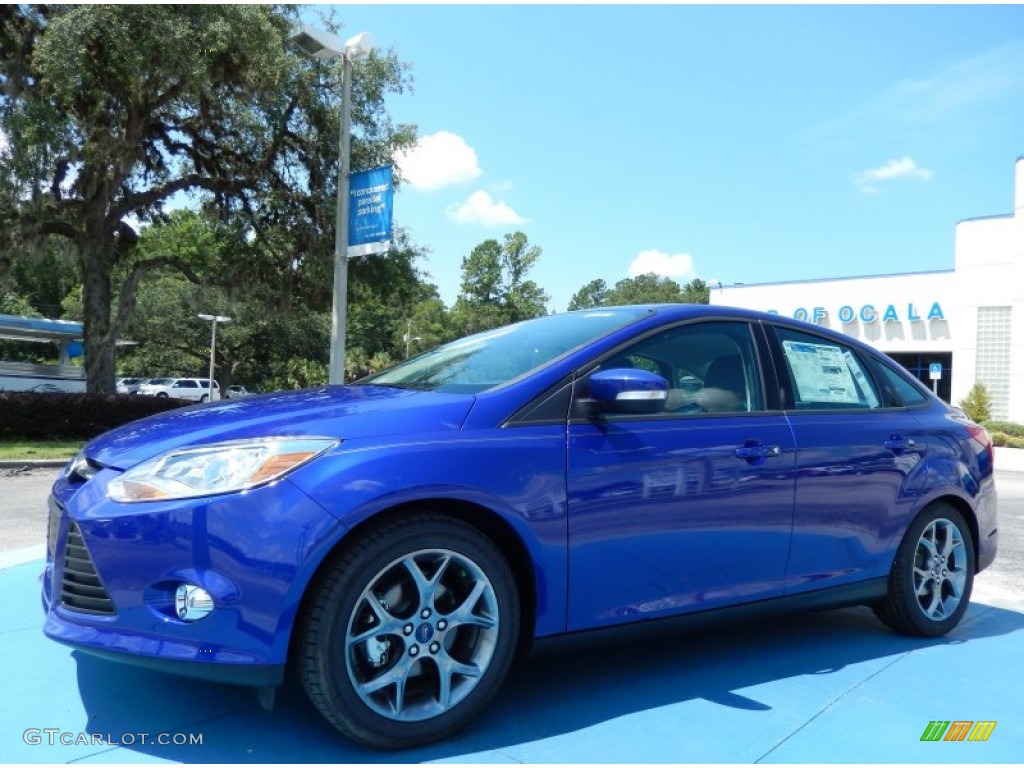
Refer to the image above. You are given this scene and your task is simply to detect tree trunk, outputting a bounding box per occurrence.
[81,244,117,394]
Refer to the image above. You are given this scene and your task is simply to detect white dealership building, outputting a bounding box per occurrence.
[713,157,1024,423]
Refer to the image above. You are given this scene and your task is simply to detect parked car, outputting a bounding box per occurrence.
[137,377,220,402]
[226,384,252,398]
[115,377,144,394]
[43,306,997,749]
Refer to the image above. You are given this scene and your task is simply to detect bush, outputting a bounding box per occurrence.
[0,392,190,440]
[983,420,1024,439]
[991,432,1024,449]
[958,382,992,424]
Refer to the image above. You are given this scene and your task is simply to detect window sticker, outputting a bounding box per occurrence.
[782,340,865,405]
[843,350,880,408]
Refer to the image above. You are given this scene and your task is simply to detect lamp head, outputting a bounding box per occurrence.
[344,32,374,58]
[288,25,343,59]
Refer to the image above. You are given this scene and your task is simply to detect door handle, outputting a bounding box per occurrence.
[884,435,916,453]
[735,444,781,459]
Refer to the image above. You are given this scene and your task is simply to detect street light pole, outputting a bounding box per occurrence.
[331,49,353,385]
[198,314,231,401]
[288,26,373,385]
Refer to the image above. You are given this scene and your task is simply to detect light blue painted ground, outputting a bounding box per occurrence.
[2,559,1021,764]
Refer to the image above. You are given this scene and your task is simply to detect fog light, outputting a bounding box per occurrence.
[175,584,214,621]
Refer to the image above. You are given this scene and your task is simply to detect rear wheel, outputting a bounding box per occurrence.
[199,394,208,402]
[298,514,519,748]
[874,503,974,636]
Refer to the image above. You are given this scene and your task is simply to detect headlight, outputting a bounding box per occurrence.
[65,451,99,482]
[107,438,338,503]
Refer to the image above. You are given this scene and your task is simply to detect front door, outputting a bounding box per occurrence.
[566,321,796,631]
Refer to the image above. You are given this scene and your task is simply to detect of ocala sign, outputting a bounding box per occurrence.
[767,302,946,324]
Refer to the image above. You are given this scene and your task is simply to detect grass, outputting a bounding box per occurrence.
[0,438,84,461]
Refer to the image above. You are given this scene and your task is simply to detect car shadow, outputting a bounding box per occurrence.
[71,602,1023,763]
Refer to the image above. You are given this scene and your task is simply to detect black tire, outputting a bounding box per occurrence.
[199,394,208,403]
[873,503,975,637]
[297,513,519,749]
[156,392,168,398]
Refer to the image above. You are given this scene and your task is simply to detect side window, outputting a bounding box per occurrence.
[596,321,764,415]
[177,380,198,389]
[871,359,930,407]
[775,327,880,410]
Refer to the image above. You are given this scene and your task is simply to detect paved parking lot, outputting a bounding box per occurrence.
[2,457,1022,763]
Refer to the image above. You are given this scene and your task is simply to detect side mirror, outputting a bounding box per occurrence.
[588,368,669,415]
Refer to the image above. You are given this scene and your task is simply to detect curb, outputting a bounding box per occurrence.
[0,459,69,470]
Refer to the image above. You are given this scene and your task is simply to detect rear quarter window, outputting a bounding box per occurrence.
[870,359,931,407]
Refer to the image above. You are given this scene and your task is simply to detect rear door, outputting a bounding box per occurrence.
[566,320,797,631]
[766,324,926,593]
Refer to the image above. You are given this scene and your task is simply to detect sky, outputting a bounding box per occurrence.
[302,3,1024,313]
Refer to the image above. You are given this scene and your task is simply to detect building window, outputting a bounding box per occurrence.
[976,306,1011,420]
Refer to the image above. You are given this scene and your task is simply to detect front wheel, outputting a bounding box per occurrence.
[874,503,975,637]
[298,514,519,748]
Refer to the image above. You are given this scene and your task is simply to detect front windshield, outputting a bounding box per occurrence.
[365,309,650,394]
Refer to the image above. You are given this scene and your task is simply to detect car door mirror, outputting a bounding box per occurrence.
[588,368,669,415]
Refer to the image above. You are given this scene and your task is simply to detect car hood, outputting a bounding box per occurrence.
[85,386,475,470]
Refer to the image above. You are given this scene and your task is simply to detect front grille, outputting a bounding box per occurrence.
[60,522,117,615]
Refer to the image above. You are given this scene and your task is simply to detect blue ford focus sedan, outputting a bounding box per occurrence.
[43,305,997,748]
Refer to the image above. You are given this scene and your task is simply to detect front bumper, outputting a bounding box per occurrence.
[42,468,343,686]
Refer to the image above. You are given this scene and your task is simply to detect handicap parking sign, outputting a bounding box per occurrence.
[929,363,942,380]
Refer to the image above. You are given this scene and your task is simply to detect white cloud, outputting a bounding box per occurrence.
[0,126,9,157]
[445,190,525,227]
[628,250,697,279]
[854,156,934,193]
[395,131,481,191]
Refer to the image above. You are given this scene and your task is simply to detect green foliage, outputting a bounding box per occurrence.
[0,291,38,317]
[606,273,683,305]
[402,297,451,359]
[983,419,1024,449]
[7,236,79,318]
[567,274,709,310]
[680,278,710,304]
[0,438,84,460]
[568,279,609,311]
[990,432,1024,449]
[959,382,992,424]
[1,5,416,392]
[267,357,328,391]
[452,232,549,335]
[982,420,1024,438]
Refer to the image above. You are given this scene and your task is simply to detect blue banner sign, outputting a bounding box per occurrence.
[348,165,393,257]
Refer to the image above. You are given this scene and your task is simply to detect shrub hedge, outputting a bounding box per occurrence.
[0,392,191,440]
[991,432,1024,449]
[983,420,1024,439]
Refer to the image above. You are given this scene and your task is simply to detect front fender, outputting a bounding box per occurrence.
[284,427,569,637]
